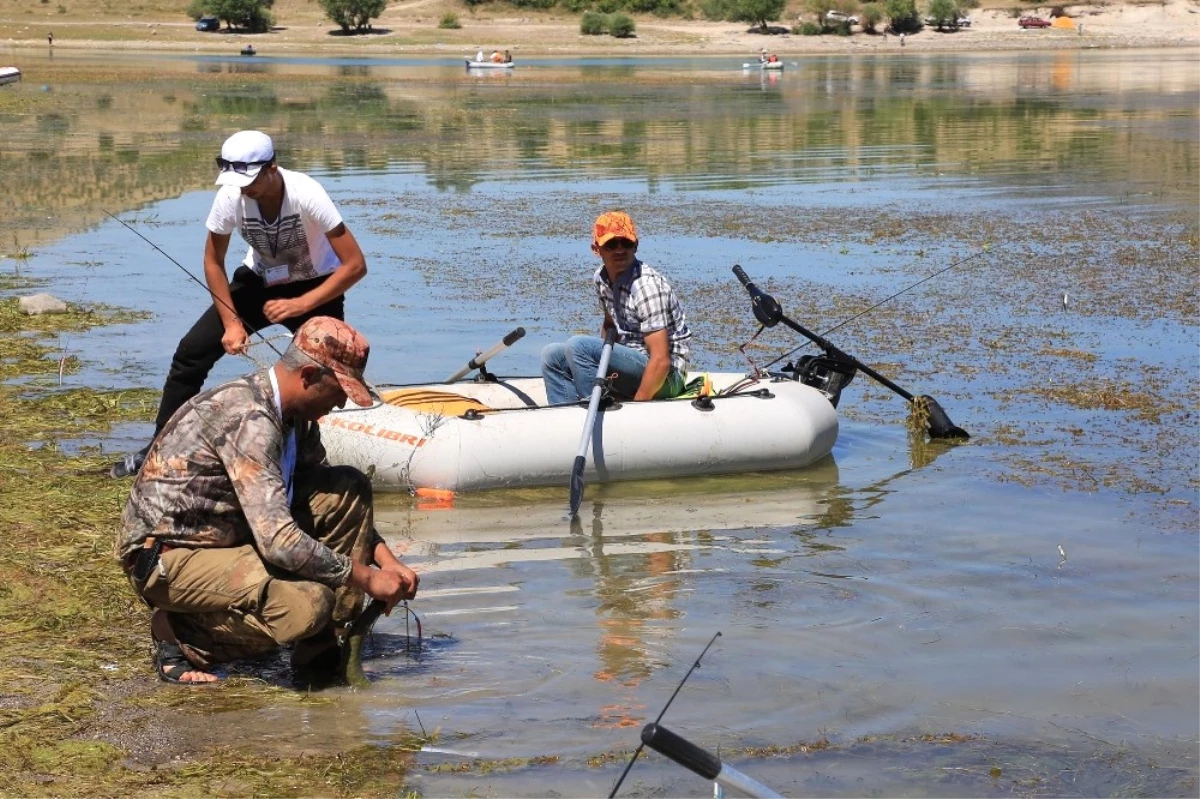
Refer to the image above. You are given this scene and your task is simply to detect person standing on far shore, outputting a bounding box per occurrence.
[48,31,53,46]
[900,32,906,46]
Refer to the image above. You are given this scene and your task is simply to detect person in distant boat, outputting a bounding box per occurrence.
[475,49,485,62]
[109,130,368,478]
[758,47,768,63]
[490,50,503,63]
[504,49,513,63]
[115,317,419,685]
[541,211,693,405]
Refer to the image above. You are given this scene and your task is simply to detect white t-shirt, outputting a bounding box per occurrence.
[206,167,343,287]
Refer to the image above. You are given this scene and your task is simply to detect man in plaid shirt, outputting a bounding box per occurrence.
[542,211,692,404]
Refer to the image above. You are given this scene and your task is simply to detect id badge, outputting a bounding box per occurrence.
[263,264,290,286]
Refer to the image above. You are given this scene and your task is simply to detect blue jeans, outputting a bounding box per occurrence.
[541,335,685,405]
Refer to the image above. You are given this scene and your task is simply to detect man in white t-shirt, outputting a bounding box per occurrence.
[111,130,368,478]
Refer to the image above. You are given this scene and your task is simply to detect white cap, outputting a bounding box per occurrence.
[215,130,275,188]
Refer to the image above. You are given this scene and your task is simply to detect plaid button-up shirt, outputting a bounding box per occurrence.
[594,260,692,374]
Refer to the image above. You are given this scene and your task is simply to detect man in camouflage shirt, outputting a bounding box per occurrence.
[541,210,692,404]
[116,316,418,684]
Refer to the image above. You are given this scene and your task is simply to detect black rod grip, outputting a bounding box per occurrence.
[732,264,752,289]
[641,723,721,781]
[503,327,526,347]
[732,265,782,327]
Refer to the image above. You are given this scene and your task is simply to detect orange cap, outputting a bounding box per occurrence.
[593,211,639,248]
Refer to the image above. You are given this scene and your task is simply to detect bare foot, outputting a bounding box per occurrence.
[151,610,219,684]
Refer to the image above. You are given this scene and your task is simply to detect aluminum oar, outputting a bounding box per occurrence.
[568,328,617,519]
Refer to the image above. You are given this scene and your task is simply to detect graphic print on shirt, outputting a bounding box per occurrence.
[244,214,318,284]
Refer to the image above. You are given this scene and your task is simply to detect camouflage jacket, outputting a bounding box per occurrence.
[115,369,352,587]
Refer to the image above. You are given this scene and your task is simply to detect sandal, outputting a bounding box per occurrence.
[153,637,214,685]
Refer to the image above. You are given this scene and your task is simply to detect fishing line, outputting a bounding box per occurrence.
[759,246,993,371]
[105,210,286,360]
[608,631,722,798]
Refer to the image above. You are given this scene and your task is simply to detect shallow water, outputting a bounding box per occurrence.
[3,49,1197,795]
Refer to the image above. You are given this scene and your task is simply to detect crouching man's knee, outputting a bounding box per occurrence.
[265,580,336,645]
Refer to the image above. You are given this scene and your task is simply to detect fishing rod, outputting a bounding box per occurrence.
[105,210,285,360]
[761,246,993,372]
[734,265,968,439]
[639,724,782,798]
[609,631,722,798]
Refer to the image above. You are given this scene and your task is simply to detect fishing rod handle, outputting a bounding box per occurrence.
[470,326,526,368]
[732,264,753,290]
[731,265,782,328]
[641,723,721,780]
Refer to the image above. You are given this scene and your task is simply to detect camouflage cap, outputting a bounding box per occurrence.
[293,317,371,406]
[593,211,639,247]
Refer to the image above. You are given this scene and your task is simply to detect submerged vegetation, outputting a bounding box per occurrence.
[0,276,422,797]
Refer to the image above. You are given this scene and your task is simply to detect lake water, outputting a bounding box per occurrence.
[3,48,1197,796]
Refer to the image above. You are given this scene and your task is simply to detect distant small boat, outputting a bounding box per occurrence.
[742,60,784,71]
[464,59,514,70]
[0,66,21,86]
[240,46,256,56]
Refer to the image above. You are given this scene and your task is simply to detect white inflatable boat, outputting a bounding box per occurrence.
[319,372,838,494]
[320,264,969,496]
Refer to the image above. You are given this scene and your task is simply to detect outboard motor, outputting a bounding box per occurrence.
[786,353,857,407]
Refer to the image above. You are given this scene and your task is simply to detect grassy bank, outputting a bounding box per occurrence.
[0,287,422,797]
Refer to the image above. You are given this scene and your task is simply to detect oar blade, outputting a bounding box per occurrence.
[568,454,587,518]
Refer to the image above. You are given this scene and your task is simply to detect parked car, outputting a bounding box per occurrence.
[825,10,861,24]
[925,15,969,27]
[1018,16,1052,27]
[195,16,220,32]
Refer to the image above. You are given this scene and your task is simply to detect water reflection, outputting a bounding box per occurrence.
[4,49,1195,247]
[374,465,847,739]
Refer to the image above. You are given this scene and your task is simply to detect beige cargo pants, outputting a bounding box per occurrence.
[137,465,375,669]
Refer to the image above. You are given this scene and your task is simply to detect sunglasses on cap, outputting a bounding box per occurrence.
[215,157,272,174]
[600,237,636,251]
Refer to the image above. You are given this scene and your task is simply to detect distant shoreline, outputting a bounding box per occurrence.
[3,0,1197,59]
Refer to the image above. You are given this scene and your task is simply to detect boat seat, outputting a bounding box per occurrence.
[379,388,493,416]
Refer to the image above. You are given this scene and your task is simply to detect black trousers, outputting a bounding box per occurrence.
[154,266,345,432]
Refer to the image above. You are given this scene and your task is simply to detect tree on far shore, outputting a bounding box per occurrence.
[187,0,275,32]
[702,0,788,31]
[319,0,388,33]
[883,0,920,31]
[926,0,958,28]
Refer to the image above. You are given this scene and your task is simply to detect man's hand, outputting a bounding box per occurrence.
[380,560,420,600]
[371,539,420,601]
[349,564,405,613]
[221,322,250,355]
[263,297,309,324]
